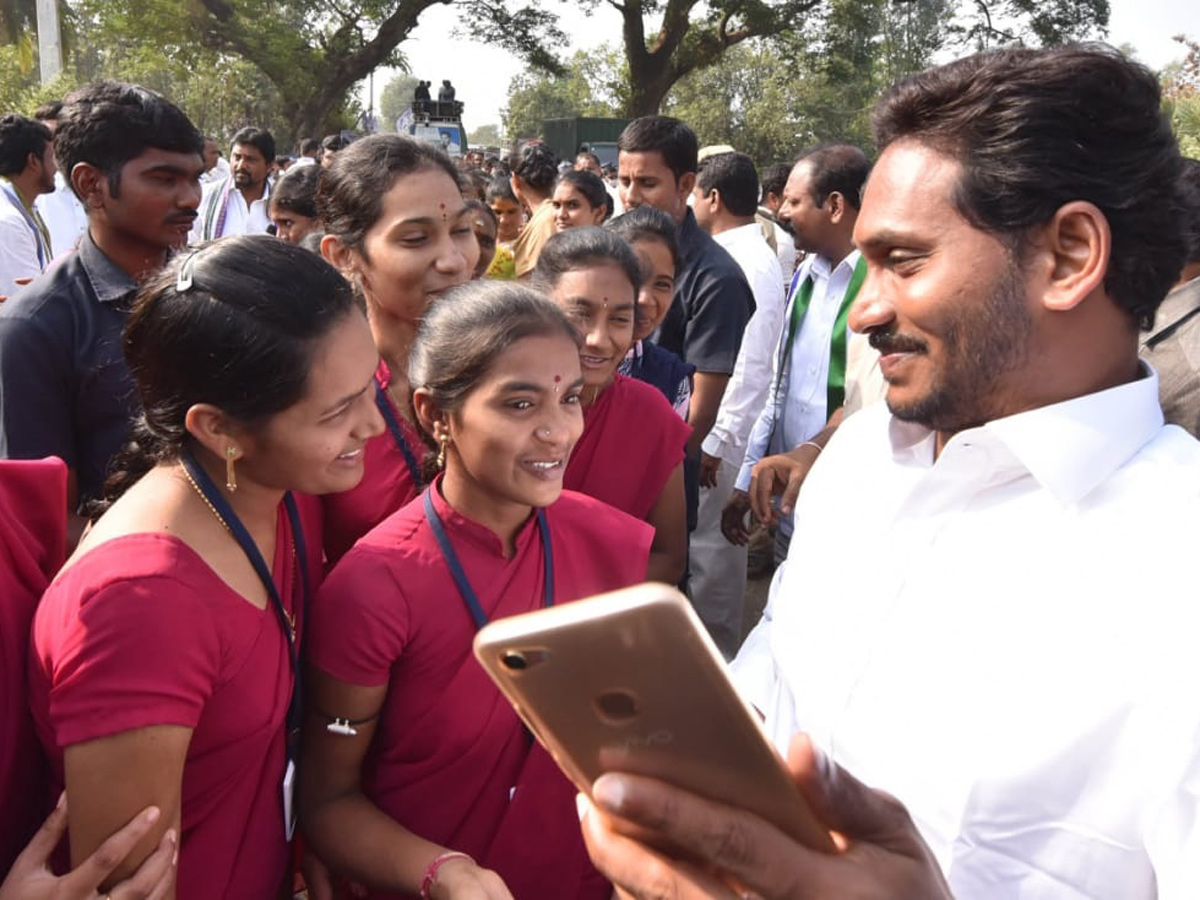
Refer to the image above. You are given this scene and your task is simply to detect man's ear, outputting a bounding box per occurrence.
[1036,201,1110,312]
[71,162,106,210]
[677,171,696,199]
[825,191,847,225]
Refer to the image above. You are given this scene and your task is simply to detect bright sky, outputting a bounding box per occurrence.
[364,0,1200,135]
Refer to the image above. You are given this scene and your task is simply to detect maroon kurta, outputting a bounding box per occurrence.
[30,495,322,898]
[308,481,653,899]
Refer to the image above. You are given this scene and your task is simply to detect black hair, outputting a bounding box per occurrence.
[317,133,459,256]
[759,162,790,202]
[322,133,350,152]
[605,206,680,274]
[576,150,601,168]
[231,126,275,164]
[89,236,358,518]
[1179,158,1200,265]
[797,144,871,211]
[0,114,52,177]
[299,137,320,156]
[486,175,518,205]
[54,81,203,201]
[270,163,320,218]
[33,101,62,122]
[508,140,558,193]
[874,43,1185,329]
[556,169,610,215]
[532,226,643,298]
[465,198,498,231]
[696,151,760,218]
[459,167,489,202]
[617,116,698,183]
[409,280,581,471]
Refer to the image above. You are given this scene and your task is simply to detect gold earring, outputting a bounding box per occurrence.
[225,446,238,493]
[436,433,449,470]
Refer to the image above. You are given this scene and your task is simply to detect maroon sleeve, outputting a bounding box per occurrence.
[45,572,222,748]
[627,378,691,507]
[306,545,412,686]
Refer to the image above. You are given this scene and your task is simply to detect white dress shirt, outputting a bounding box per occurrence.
[733,369,1200,899]
[734,251,861,530]
[191,176,273,243]
[199,156,231,184]
[34,172,87,260]
[0,182,47,295]
[703,223,788,466]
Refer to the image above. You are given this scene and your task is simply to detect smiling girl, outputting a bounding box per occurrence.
[319,135,479,562]
[534,227,691,584]
[300,282,651,900]
[29,237,384,898]
[551,170,610,232]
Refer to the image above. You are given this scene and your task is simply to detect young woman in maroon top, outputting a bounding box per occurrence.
[533,227,691,584]
[301,282,653,900]
[319,135,480,563]
[28,237,384,898]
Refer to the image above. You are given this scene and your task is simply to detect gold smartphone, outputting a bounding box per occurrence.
[473,583,834,853]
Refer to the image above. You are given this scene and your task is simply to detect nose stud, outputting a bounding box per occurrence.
[539,428,552,440]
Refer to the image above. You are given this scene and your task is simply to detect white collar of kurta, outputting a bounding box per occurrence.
[801,248,861,284]
[884,362,1165,506]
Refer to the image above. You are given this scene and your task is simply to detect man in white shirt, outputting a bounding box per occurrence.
[291,138,319,168]
[31,102,87,260]
[723,145,870,564]
[582,44,1200,900]
[0,115,56,298]
[688,150,787,655]
[191,127,274,242]
[197,136,231,186]
[759,161,798,285]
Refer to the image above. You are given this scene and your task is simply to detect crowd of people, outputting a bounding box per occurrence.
[0,37,1197,900]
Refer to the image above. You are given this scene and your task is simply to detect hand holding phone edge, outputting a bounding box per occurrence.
[579,733,954,900]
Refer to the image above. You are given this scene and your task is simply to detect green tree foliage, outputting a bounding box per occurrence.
[380,72,419,126]
[469,123,502,146]
[1163,35,1200,159]
[500,46,625,141]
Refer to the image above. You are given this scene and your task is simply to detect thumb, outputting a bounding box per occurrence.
[787,734,925,855]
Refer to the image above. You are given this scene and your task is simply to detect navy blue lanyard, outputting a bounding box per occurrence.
[180,448,308,748]
[422,490,554,630]
[374,382,424,488]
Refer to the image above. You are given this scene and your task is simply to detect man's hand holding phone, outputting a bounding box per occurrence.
[580,733,953,900]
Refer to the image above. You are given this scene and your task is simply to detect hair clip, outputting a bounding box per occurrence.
[176,250,201,292]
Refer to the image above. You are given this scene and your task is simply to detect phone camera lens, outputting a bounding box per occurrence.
[501,651,527,671]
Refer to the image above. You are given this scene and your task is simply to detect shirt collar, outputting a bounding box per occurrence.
[428,473,541,559]
[712,222,762,250]
[885,365,1165,505]
[801,248,860,283]
[78,231,139,305]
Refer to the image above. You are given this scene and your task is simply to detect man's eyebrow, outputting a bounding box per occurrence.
[856,227,924,252]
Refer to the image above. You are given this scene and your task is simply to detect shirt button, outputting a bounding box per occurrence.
[808,366,817,375]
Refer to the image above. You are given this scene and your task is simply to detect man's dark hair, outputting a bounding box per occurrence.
[797,144,871,211]
[33,101,62,122]
[617,116,698,183]
[231,126,275,164]
[322,133,350,153]
[1179,158,1200,265]
[696,152,759,218]
[873,43,1184,330]
[576,150,601,168]
[0,114,52,177]
[54,81,202,200]
[299,138,320,156]
[760,163,790,202]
